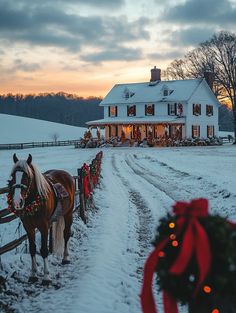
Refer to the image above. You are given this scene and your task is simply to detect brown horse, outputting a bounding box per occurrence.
[8,154,75,284]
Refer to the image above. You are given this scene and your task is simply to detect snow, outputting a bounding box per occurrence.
[100,79,202,105]
[87,116,185,126]
[0,115,236,313]
[0,113,87,144]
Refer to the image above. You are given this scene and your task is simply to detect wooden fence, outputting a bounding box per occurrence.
[0,151,103,255]
[0,139,81,150]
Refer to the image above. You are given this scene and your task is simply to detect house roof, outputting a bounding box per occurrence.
[86,116,185,126]
[100,78,203,105]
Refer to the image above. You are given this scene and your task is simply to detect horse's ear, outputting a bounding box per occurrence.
[13,153,18,163]
[27,154,32,165]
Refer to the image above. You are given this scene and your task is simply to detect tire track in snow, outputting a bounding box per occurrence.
[111,153,153,279]
[127,153,236,220]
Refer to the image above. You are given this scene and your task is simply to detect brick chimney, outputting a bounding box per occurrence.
[204,71,214,90]
[150,66,161,82]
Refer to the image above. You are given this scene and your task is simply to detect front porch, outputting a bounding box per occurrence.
[104,123,185,142]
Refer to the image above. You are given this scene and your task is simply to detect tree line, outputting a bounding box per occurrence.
[0,92,103,127]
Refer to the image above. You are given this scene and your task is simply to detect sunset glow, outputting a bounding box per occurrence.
[0,0,236,97]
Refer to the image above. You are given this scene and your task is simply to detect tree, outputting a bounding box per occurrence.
[165,31,236,142]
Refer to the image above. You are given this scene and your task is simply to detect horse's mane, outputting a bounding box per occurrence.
[11,160,51,198]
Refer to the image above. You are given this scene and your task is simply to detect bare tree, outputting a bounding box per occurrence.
[165,31,236,141]
[51,132,60,142]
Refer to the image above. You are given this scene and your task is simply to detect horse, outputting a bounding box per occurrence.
[7,154,75,284]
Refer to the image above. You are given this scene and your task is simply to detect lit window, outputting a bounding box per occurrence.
[192,125,200,138]
[109,106,117,117]
[206,105,213,116]
[207,125,214,137]
[145,104,154,116]
[193,103,201,115]
[127,105,136,116]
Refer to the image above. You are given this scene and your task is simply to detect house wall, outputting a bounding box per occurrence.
[186,82,219,138]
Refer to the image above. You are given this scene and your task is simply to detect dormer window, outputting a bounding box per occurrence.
[123,87,135,99]
[163,89,169,96]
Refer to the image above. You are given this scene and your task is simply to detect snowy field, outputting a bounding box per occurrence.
[0,113,87,143]
[0,143,236,313]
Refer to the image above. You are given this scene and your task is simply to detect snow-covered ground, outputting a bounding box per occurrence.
[0,143,236,313]
[0,114,236,312]
[0,113,87,143]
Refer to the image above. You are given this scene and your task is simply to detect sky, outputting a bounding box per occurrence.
[0,0,236,97]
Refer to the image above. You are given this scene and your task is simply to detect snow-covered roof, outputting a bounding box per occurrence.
[100,79,203,105]
[86,116,185,126]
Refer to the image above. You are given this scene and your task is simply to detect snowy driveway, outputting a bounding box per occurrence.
[0,145,235,313]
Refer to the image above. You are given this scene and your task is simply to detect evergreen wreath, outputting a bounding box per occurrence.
[141,198,236,313]
[153,213,236,305]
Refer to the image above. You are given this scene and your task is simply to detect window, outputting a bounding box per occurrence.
[127,105,136,116]
[207,125,214,137]
[206,105,213,116]
[168,103,177,115]
[193,103,201,116]
[145,104,154,116]
[177,103,183,116]
[109,106,117,117]
[163,89,169,96]
[192,125,200,138]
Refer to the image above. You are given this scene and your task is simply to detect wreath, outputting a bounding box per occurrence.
[7,193,45,217]
[141,198,236,313]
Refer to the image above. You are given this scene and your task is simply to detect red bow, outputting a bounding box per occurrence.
[140,198,212,313]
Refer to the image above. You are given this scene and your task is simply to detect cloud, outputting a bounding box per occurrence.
[167,27,216,47]
[162,0,236,26]
[81,45,143,63]
[0,1,150,54]
[148,50,183,61]
[13,59,41,72]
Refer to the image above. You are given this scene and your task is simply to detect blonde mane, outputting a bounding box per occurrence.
[11,160,51,198]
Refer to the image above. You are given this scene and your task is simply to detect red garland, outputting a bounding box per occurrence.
[82,163,92,199]
[140,198,212,313]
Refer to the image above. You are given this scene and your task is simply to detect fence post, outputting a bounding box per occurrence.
[77,168,87,224]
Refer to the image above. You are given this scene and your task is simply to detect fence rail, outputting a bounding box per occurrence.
[0,151,103,255]
[0,139,81,150]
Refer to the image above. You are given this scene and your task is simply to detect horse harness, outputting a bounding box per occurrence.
[45,176,69,223]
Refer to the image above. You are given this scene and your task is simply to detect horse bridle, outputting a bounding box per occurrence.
[10,169,33,202]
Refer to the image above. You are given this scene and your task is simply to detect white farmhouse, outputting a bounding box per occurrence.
[87,67,220,141]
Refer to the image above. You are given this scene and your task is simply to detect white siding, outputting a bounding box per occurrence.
[186,81,219,138]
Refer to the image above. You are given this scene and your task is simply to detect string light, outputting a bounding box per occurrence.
[172,240,178,247]
[169,222,175,229]
[203,285,212,293]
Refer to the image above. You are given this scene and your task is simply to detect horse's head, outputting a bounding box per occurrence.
[9,154,34,211]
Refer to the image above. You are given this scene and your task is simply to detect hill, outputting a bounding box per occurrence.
[0,113,87,144]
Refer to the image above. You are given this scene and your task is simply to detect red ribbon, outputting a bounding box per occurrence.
[82,163,92,199]
[140,198,212,313]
